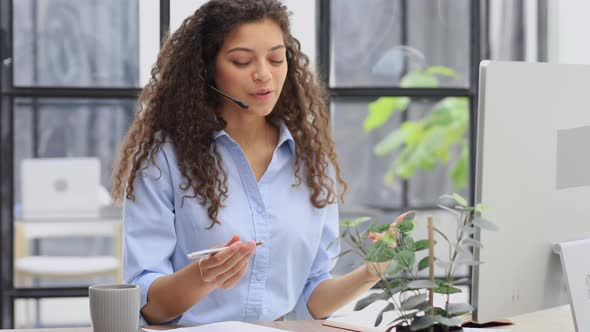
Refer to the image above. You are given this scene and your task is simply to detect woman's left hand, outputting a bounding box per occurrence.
[364,211,415,282]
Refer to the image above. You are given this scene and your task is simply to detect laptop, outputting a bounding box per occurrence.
[553,239,590,332]
[21,158,101,220]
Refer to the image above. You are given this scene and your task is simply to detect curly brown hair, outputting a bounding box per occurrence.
[112,0,346,228]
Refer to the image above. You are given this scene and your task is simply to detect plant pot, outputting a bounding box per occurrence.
[387,325,463,332]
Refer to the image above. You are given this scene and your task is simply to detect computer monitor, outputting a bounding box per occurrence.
[472,61,590,323]
[21,157,101,219]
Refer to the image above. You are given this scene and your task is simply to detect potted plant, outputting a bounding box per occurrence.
[338,193,497,332]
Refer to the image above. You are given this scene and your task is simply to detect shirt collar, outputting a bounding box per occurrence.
[212,120,295,154]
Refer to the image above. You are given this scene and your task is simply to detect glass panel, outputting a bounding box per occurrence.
[331,99,402,276]
[13,0,159,87]
[170,0,207,34]
[331,99,404,213]
[330,0,470,88]
[330,98,469,277]
[171,0,316,69]
[13,98,133,288]
[15,297,90,328]
[406,98,470,207]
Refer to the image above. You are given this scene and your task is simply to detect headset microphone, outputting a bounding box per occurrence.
[208,84,249,109]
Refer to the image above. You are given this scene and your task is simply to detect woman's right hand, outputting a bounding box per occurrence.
[197,235,256,289]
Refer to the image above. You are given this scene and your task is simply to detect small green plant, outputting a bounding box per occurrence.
[339,193,497,332]
[364,66,469,190]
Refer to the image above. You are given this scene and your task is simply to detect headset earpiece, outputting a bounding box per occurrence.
[204,68,215,86]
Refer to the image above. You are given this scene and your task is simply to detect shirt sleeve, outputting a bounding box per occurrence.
[122,145,181,325]
[288,200,340,320]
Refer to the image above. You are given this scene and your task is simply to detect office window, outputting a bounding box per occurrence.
[12,99,132,290]
[330,0,470,88]
[13,98,134,196]
[325,0,478,278]
[170,0,316,68]
[13,0,159,88]
[2,0,147,328]
[14,298,90,329]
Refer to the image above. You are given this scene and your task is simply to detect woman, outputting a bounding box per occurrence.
[112,0,388,325]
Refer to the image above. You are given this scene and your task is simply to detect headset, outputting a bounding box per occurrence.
[205,68,249,109]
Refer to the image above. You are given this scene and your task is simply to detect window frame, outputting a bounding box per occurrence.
[316,0,487,291]
[0,0,487,327]
[318,0,485,211]
[0,0,170,328]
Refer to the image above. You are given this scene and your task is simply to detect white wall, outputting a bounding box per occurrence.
[548,0,590,64]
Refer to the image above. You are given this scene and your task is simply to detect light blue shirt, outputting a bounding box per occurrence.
[123,121,340,325]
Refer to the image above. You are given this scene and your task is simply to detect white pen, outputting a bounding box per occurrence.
[187,241,264,260]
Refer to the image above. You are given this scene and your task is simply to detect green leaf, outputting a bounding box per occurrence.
[353,291,391,311]
[387,279,408,293]
[340,217,372,227]
[414,239,434,251]
[410,314,462,329]
[446,303,474,316]
[437,195,461,213]
[453,278,471,284]
[400,211,417,222]
[461,225,477,236]
[409,315,439,331]
[401,293,428,310]
[435,259,453,268]
[397,220,416,234]
[424,66,458,78]
[396,249,416,270]
[374,303,395,327]
[437,316,463,327]
[417,256,431,271]
[365,97,410,132]
[382,232,397,245]
[452,192,468,206]
[386,260,405,276]
[475,203,489,213]
[451,141,469,189]
[388,279,404,289]
[402,237,415,251]
[406,280,438,289]
[365,241,397,263]
[368,224,391,234]
[433,280,462,294]
[374,126,409,157]
[334,249,353,259]
[400,70,439,88]
[473,217,499,231]
[460,237,483,248]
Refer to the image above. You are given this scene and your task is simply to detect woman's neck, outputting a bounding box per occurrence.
[222,115,274,152]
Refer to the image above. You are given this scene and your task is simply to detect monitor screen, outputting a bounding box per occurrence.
[472,61,590,323]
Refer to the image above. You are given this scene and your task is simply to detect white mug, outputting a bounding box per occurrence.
[89,283,140,332]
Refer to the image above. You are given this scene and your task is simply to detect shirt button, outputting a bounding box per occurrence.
[256,274,264,281]
[256,206,263,214]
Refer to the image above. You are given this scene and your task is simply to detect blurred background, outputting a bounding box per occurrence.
[0,0,586,329]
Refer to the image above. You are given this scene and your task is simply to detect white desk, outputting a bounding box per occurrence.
[492,305,574,331]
